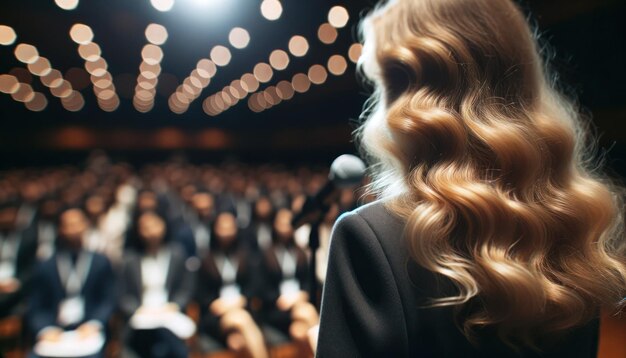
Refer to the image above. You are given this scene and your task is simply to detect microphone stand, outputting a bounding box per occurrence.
[308,217,322,308]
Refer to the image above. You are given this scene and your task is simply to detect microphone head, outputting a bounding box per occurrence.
[329,154,366,188]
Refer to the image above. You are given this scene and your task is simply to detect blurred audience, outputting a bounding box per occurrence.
[0,153,367,357]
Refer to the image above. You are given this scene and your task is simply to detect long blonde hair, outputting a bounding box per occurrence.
[357,0,626,345]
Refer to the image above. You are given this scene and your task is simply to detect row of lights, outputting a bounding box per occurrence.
[202,5,351,117]
[70,23,119,112]
[167,0,290,114]
[167,27,250,114]
[0,74,48,112]
[248,44,362,113]
[2,24,85,112]
[134,24,168,113]
[247,53,352,113]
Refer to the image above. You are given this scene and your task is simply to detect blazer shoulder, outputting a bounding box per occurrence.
[334,200,405,247]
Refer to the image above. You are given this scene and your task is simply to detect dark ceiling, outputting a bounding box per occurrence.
[0,0,625,165]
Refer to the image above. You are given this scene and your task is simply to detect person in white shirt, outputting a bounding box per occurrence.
[118,210,194,358]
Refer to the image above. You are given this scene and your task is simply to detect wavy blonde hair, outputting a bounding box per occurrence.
[357,0,626,345]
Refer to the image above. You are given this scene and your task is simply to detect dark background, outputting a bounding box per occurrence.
[0,0,625,173]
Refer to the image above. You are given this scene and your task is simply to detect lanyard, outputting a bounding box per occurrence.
[0,233,19,262]
[214,252,238,285]
[56,251,93,297]
[274,246,297,279]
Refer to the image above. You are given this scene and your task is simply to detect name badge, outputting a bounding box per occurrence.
[219,284,241,301]
[0,262,15,281]
[279,279,300,296]
[142,288,168,308]
[58,296,85,327]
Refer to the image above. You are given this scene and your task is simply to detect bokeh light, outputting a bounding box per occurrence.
[348,43,363,63]
[55,0,79,11]
[327,54,348,76]
[145,24,168,45]
[253,63,273,83]
[318,23,338,45]
[210,46,232,67]
[229,28,250,49]
[69,24,94,45]
[288,36,309,57]
[260,0,282,21]
[328,6,350,28]
[291,73,311,93]
[308,64,328,85]
[269,50,289,71]
[15,44,39,64]
[0,25,17,46]
[151,0,175,12]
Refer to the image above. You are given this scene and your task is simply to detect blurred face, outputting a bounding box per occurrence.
[58,209,88,248]
[137,191,158,212]
[273,209,294,243]
[254,197,272,221]
[214,212,237,248]
[138,212,166,248]
[85,195,105,218]
[191,193,214,220]
[0,207,17,231]
[40,200,60,220]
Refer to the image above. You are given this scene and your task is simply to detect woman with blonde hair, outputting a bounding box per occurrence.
[316,0,626,356]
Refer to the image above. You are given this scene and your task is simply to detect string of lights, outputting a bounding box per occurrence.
[133,24,169,113]
[69,23,119,112]
[201,5,352,117]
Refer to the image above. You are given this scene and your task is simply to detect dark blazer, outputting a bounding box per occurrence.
[0,226,38,317]
[316,201,599,358]
[27,250,116,335]
[196,246,261,335]
[118,243,195,319]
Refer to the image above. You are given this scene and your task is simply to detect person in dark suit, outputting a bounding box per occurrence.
[241,196,275,252]
[27,207,116,358]
[118,210,194,358]
[196,211,268,358]
[0,200,38,319]
[259,209,318,355]
[174,190,216,259]
[316,0,626,356]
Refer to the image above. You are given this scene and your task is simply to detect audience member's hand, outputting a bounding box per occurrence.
[0,278,20,294]
[210,295,247,316]
[76,322,101,339]
[277,290,309,311]
[40,328,63,343]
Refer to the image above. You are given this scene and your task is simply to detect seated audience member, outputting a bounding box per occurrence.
[34,198,61,261]
[197,212,268,358]
[27,208,116,358]
[176,191,216,259]
[243,196,275,252]
[0,200,38,319]
[260,209,319,354]
[118,210,194,358]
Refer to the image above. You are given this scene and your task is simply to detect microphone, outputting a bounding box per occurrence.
[292,154,366,229]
